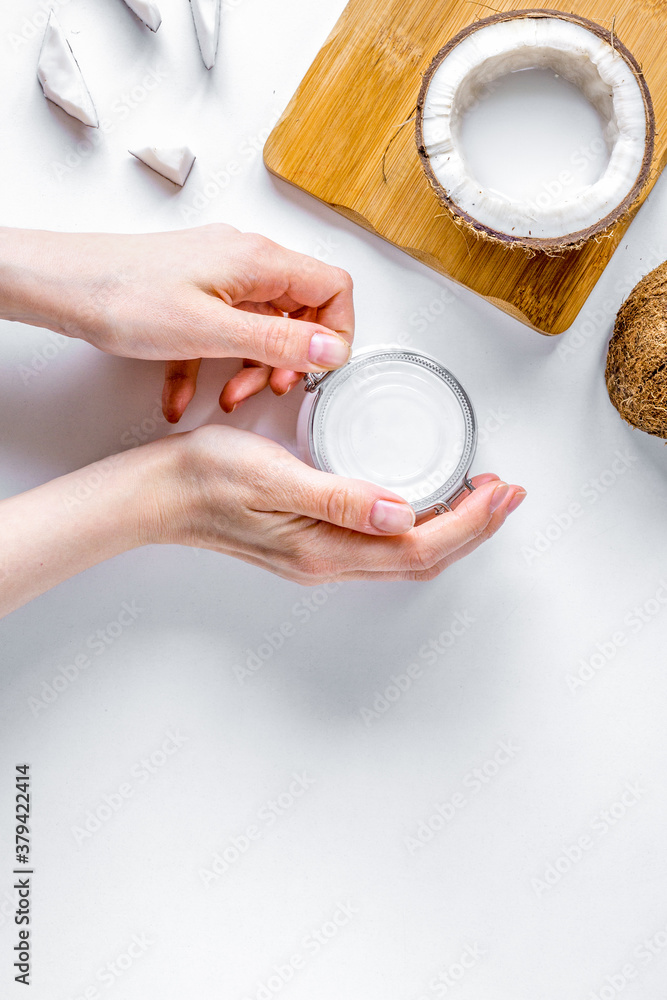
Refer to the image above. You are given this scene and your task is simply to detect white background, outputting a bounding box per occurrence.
[1,2,667,999]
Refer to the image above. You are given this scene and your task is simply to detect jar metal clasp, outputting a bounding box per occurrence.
[432,477,476,515]
[304,372,331,393]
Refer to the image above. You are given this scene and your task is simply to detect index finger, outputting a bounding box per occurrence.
[232,237,355,342]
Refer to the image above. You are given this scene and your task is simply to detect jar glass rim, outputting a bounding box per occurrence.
[305,347,477,513]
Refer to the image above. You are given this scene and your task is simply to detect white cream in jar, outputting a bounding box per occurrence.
[297,348,477,516]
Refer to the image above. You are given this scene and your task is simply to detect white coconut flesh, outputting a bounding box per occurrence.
[122,0,162,32]
[129,146,196,186]
[420,17,650,241]
[189,0,221,70]
[37,12,98,128]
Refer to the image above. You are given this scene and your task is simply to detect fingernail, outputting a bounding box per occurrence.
[507,489,527,514]
[370,500,415,534]
[489,483,510,512]
[308,333,350,369]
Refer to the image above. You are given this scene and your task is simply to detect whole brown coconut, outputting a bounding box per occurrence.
[605,261,667,438]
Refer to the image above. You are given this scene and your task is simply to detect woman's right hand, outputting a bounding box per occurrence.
[0,225,355,421]
[140,425,526,583]
[0,423,526,617]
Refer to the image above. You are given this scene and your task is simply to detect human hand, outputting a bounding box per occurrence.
[0,422,525,616]
[140,425,526,583]
[1,224,353,421]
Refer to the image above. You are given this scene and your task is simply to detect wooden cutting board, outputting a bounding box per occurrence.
[264,0,667,335]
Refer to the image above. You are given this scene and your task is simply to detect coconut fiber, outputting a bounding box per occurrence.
[606,260,667,438]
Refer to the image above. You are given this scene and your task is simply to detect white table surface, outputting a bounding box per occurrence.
[1,2,667,999]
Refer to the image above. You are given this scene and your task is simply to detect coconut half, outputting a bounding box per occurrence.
[37,12,98,128]
[121,0,162,32]
[189,0,221,70]
[129,146,196,186]
[416,10,655,252]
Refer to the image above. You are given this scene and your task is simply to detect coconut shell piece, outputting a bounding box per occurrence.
[605,261,667,438]
[37,12,98,128]
[189,0,220,69]
[129,145,196,186]
[122,0,162,32]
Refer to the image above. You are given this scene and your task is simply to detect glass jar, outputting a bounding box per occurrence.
[296,347,477,518]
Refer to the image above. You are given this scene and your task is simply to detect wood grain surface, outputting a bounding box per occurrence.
[264,0,667,335]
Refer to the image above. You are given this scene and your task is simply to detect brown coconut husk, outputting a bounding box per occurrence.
[606,261,667,438]
[415,9,656,255]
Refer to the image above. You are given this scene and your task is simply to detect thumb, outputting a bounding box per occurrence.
[199,300,352,372]
[272,462,416,536]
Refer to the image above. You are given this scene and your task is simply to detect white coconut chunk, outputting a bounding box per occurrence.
[420,17,649,241]
[37,12,98,128]
[189,0,221,69]
[122,0,162,32]
[129,146,196,186]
